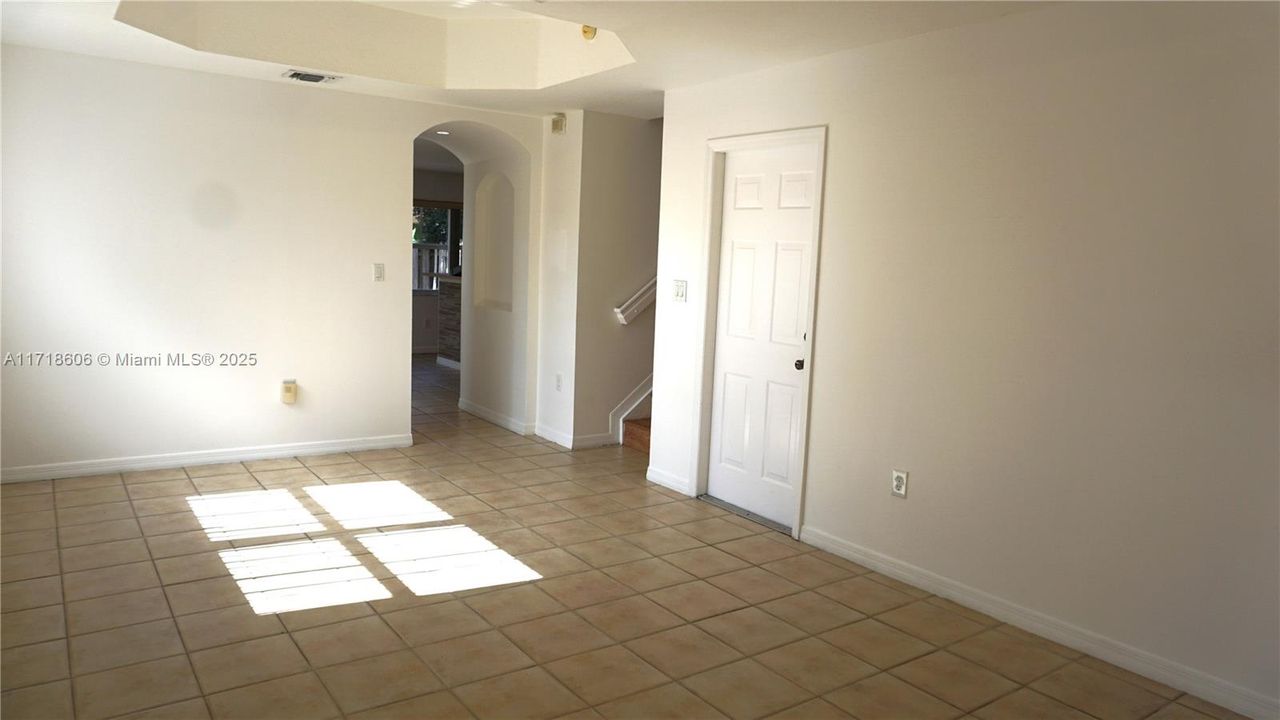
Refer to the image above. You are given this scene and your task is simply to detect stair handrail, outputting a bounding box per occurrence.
[614,277,657,325]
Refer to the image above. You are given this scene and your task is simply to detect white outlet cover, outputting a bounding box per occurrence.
[891,470,908,498]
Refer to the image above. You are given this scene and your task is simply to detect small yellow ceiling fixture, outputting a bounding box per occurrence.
[581,25,597,41]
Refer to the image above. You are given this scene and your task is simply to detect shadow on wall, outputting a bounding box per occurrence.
[415,121,533,432]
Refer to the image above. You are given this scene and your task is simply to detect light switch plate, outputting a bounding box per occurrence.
[673,280,688,302]
[372,263,386,282]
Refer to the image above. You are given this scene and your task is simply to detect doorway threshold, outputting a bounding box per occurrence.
[698,495,791,535]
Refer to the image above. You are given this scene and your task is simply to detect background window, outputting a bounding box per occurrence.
[413,206,461,291]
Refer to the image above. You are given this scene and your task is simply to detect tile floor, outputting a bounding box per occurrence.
[0,356,1250,720]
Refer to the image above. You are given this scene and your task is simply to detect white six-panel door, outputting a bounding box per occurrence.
[706,131,824,527]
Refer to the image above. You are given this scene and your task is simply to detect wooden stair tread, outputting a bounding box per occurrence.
[623,417,651,454]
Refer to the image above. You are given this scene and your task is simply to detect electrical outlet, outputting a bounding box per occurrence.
[555,373,563,392]
[891,470,908,498]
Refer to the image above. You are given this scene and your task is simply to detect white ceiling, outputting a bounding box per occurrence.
[0,1,1039,118]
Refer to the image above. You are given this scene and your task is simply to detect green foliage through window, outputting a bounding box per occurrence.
[413,207,450,245]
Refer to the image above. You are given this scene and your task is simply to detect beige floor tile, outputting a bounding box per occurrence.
[878,600,986,645]
[714,535,806,565]
[416,629,534,686]
[890,651,1018,710]
[516,548,593,578]
[474,488,545,509]
[3,494,55,514]
[1,639,68,691]
[138,512,205,537]
[537,570,634,609]
[624,625,742,678]
[465,584,567,624]
[503,612,614,663]
[164,576,245,615]
[205,671,340,719]
[757,638,878,693]
[1176,695,1253,720]
[825,673,961,720]
[995,624,1083,659]
[767,698,853,719]
[504,503,578,527]
[1,549,59,583]
[291,615,406,667]
[132,495,195,517]
[382,599,490,645]
[603,557,696,592]
[122,468,189,485]
[949,628,1073,683]
[490,528,555,554]
[147,530,231,560]
[684,659,811,720]
[696,607,806,655]
[533,518,611,545]
[60,537,150,572]
[973,688,1094,720]
[1,510,56,532]
[185,462,249,478]
[646,580,748,621]
[588,510,666,535]
[191,474,261,493]
[318,649,441,713]
[177,604,285,651]
[69,618,185,675]
[597,682,728,719]
[67,587,172,635]
[816,576,916,615]
[924,597,1000,627]
[1031,663,1169,720]
[1,604,65,648]
[1,679,74,720]
[3,480,54,496]
[761,554,853,588]
[1077,656,1181,699]
[154,551,229,585]
[671,518,758,545]
[242,458,305,473]
[190,634,308,693]
[577,595,684,641]
[279,601,375,631]
[708,567,803,604]
[621,528,704,555]
[454,667,585,720]
[1148,704,1221,720]
[64,559,160,601]
[2,528,57,555]
[55,485,129,509]
[74,655,201,720]
[115,697,212,719]
[554,495,630,518]
[821,619,934,669]
[759,590,865,634]
[563,537,651,567]
[662,546,750,578]
[1,576,63,612]
[55,501,134,528]
[546,645,667,705]
[128,479,197,500]
[348,690,473,720]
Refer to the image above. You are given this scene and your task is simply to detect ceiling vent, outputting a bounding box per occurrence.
[283,70,339,84]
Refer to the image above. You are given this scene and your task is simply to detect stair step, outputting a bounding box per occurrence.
[623,418,650,454]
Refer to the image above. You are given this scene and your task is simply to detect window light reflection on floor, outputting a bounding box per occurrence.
[187,489,325,541]
[304,480,452,530]
[219,538,392,614]
[358,525,541,596]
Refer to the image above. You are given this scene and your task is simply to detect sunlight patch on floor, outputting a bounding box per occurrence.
[219,538,392,614]
[187,489,325,541]
[305,480,452,529]
[358,525,540,596]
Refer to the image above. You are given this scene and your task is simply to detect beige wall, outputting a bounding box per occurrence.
[650,3,1278,714]
[0,45,543,475]
[573,112,663,444]
[412,169,462,204]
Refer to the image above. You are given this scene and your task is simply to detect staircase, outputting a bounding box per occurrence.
[622,418,651,453]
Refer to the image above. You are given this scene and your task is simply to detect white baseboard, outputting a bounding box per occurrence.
[608,373,653,445]
[799,526,1277,720]
[572,431,617,450]
[646,466,693,496]
[457,399,533,435]
[534,424,573,450]
[0,434,414,483]
[435,356,460,370]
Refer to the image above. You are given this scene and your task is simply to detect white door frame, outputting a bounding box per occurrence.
[693,126,828,537]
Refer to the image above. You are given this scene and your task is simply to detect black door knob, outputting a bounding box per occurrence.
[794,359,805,370]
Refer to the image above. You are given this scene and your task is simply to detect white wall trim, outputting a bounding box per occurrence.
[799,526,1278,720]
[436,356,461,370]
[571,431,617,450]
[609,373,653,445]
[0,433,414,484]
[646,466,694,496]
[534,424,573,450]
[458,398,533,435]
